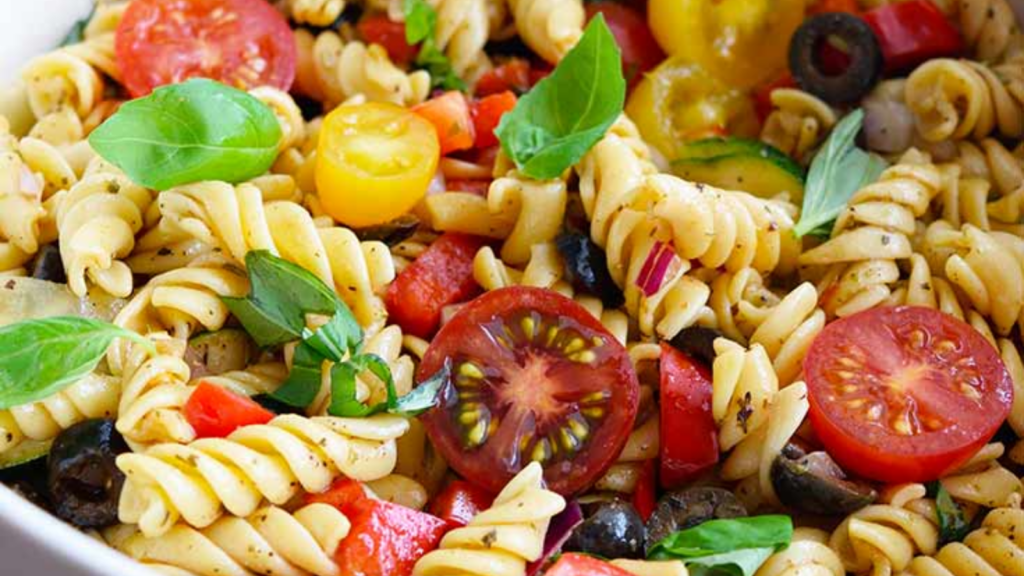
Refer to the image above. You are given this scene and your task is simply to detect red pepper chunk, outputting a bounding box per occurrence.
[470,91,517,149]
[385,232,487,338]
[545,554,636,576]
[631,459,657,522]
[413,91,476,156]
[183,381,274,438]
[659,344,719,489]
[862,0,962,73]
[428,480,494,530]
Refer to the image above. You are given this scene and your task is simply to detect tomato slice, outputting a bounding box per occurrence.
[804,306,1014,483]
[183,381,274,438]
[385,232,487,338]
[427,479,494,529]
[413,91,476,156]
[659,344,719,489]
[585,2,665,88]
[316,102,440,228]
[471,91,517,149]
[419,287,640,496]
[358,15,418,66]
[631,458,657,521]
[546,554,635,576]
[115,0,296,98]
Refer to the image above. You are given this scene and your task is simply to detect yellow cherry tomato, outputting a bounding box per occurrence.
[316,102,440,228]
[626,57,759,159]
[648,0,805,89]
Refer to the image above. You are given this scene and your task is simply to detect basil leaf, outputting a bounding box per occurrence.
[417,41,468,91]
[794,109,887,238]
[89,78,282,191]
[495,15,625,179]
[270,341,325,408]
[648,516,793,559]
[685,548,776,576]
[60,5,94,47]
[0,317,155,409]
[393,361,449,415]
[936,484,971,545]
[329,360,373,417]
[404,0,436,44]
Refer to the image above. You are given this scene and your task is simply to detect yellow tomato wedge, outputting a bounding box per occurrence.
[647,0,805,89]
[316,102,440,228]
[626,57,759,159]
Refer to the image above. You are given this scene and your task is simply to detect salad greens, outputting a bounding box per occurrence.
[793,109,888,238]
[648,515,794,576]
[0,317,155,409]
[226,251,445,417]
[929,482,972,545]
[495,15,626,179]
[89,78,282,191]
[403,0,466,91]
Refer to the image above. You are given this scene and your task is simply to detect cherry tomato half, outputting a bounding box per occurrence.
[428,479,494,529]
[316,102,440,228]
[804,306,1014,483]
[115,0,297,98]
[419,287,640,496]
[358,15,418,66]
[585,2,665,88]
[659,344,718,489]
[183,381,274,438]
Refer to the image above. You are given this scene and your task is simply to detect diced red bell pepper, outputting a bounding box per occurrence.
[476,59,534,96]
[862,0,963,73]
[428,479,494,530]
[413,91,476,155]
[358,15,419,65]
[631,459,657,522]
[183,381,274,438]
[659,344,719,489]
[385,232,487,338]
[545,554,636,576]
[470,91,517,149]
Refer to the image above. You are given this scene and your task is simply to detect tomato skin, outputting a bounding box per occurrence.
[183,381,274,438]
[385,232,487,338]
[862,0,963,73]
[115,0,296,97]
[475,59,534,96]
[471,91,517,149]
[585,2,665,88]
[805,306,1014,483]
[413,92,476,156]
[808,0,860,15]
[546,554,635,576]
[659,344,719,489]
[358,16,418,65]
[309,479,447,576]
[316,102,440,228]
[419,287,640,496]
[428,480,494,529]
[631,459,657,522]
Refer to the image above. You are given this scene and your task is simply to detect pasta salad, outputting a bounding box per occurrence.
[0,1,1023,575]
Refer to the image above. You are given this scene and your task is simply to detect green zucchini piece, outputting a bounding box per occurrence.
[0,440,52,469]
[672,138,806,202]
[186,329,256,378]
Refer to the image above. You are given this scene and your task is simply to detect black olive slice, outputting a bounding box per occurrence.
[564,499,646,560]
[555,232,625,308]
[789,13,883,105]
[667,326,723,368]
[354,214,421,246]
[47,419,129,528]
[30,244,66,284]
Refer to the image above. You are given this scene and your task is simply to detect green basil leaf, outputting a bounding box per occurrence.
[393,361,449,416]
[404,0,436,44]
[495,15,625,179]
[685,547,776,576]
[648,515,793,559]
[416,40,467,91]
[60,5,94,47]
[270,341,325,408]
[328,360,376,417]
[936,484,971,545]
[89,78,282,191]
[0,317,155,409]
[794,109,887,238]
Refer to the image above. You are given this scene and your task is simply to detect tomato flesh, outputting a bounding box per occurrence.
[413,91,476,156]
[183,381,274,438]
[428,479,494,529]
[804,306,1014,483]
[546,554,636,576]
[471,91,517,149]
[585,2,665,88]
[358,15,418,66]
[659,344,719,489]
[419,287,640,496]
[116,0,296,97]
[632,459,657,521]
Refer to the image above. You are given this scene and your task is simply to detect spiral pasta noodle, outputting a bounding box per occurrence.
[507,0,584,64]
[953,0,1023,63]
[152,181,395,333]
[412,461,566,576]
[288,0,347,27]
[433,0,493,82]
[249,86,307,152]
[116,413,409,537]
[900,502,1024,576]
[20,49,104,120]
[106,502,350,576]
[952,138,1024,198]
[755,528,844,576]
[829,488,940,575]
[294,29,431,108]
[196,363,289,400]
[760,88,837,163]
[115,335,196,447]
[905,56,1024,142]
[55,157,154,297]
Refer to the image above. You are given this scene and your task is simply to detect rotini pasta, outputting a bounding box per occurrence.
[900,501,1024,576]
[115,335,196,447]
[432,0,493,82]
[288,0,347,27]
[755,528,844,576]
[116,413,409,537]
[952,0,1023,63]
[760,88,837,164]
[507,0,584,64]
[829,488,939,575]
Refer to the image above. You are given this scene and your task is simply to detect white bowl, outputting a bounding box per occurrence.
[0,2,160,574]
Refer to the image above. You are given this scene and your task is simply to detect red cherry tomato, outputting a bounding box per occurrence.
[309,479,447,576]
[428,479,495,529]
[385,232,487,338]
[808,0,860,15]
[471,91,517,149]
[183,381,274,438]
[413,91,476,156]
[862,0,963,73]
[546,554,636,576]
[631,459,657,522]
[358,15,418,65]
[585,2,665,88]
[419,287,640,496]
[804,306,1014,483]
[475,59,534,97]
[115,0,296,97]
[658,344,719,489]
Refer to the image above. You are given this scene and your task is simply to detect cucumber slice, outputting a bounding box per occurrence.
[0,440,51,469]
[672,138,806,203]
[186,329,256,378]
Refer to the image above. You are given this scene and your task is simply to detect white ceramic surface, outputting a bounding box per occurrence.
[0,2,161,575]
